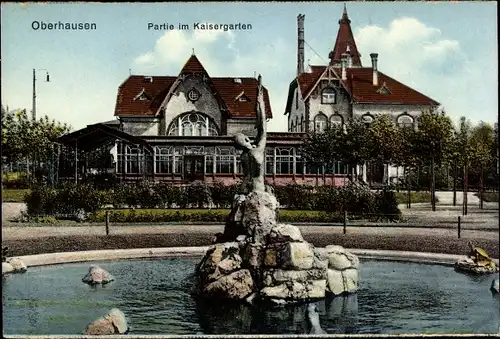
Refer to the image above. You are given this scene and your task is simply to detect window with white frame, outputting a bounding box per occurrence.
[215,147,235,174]
[314,114,328,133]
[397,114,414,129]
[321,87,336,104]
[154,146,173,174]
[124,145,143,174]
[265,148,275,175]
[330,114,343,127]
[275,148,294,174]
[167,112,219,136]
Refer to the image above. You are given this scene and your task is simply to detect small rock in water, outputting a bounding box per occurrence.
[83,308,128,335]
[2,258,27,275]
[491,278,499,294]
[82,265,114,285]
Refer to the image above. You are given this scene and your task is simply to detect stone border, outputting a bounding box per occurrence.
[12,246,499,268]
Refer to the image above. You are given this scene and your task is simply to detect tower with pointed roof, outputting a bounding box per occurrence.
[328,4,362,68]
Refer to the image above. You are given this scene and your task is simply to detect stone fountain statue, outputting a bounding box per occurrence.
[194,75,360,306]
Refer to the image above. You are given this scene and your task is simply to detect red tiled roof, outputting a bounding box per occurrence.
[329,6,362,66]
[342,68,440,105]
[297,66,326,98]
[295,66,439,106]
[180,55,208,74]
[114,76,177,117]
[115,75,272,119]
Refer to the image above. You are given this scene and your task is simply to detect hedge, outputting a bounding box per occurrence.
[23,181,402,221]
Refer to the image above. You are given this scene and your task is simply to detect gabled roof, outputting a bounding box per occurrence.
[329,5,362,67]
[114,70,273,118]
[180,54,208,74]
[340,68,440,105]
[287,65,439,110]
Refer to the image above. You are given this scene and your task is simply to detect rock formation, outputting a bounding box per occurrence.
[84,308,128,335]
[2,257,27,275]
[455,242,498,275]
[82,265,114,285]
[194,74,359,306]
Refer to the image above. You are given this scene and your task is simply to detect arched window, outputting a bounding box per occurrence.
[276,148,293,174]
[300,116,304,132]
[330,114,343,127]
[167,112,219,136]
[397,114,414,129]
[321,87,336,104]
[295,116,299,132]
[290,120,295,132]
[314,113,328,133]
[361,113,374,127]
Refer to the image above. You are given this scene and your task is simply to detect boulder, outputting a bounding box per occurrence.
[2,258,27,274]
[243,243,264,269]
[83,308,128,335]
[260,279,326,301]
[82,265,114,285]
[268,224,304,244]
[282,242,315,270]
[262,269,327,287]
[455,257,499,274]
[2,262,14,275]
[203,269,254,300]
[325,245,359,270]
[196,242,240,277]
[242,191,279,243]
[326,268,358,295]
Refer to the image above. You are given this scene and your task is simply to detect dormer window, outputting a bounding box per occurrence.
[321,87,336,104]
[235,91,250,102]
[377,82,391,95]
[187,88,201,102]
[134,88,151,101]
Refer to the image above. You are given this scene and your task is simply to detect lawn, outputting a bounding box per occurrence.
[2,189,30,202]
[476,192,499,202]
[395,191,435,204]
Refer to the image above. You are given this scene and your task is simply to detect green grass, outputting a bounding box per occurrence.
[476,192,499,202]
[395,191,435,204]
[89,208,340,223]
[2,189,30,202]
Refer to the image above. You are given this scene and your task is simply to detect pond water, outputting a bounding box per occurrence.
[2,257,499,335]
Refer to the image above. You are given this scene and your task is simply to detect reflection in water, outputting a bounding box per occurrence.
[2,258,500,335]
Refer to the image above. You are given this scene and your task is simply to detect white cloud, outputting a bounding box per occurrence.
[133,27,293,132]
[355,17,497,125]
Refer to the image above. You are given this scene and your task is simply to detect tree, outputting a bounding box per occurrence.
[469,121,496,208]
[1,106,71,183]
[414,110,454,211]
[300,117,371,183]
[367,114,402,185]
[394,125,420,208]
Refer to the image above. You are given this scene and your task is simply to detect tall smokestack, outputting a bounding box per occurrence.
[297,14,305,76]
[341,53,348,80]
[370,53,379,86]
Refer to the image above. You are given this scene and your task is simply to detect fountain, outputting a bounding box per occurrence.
[193,75,359,306]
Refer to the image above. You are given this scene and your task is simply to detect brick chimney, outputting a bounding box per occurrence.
[341,53,348,80]
[297,14,305,76]
[370,53,379,86]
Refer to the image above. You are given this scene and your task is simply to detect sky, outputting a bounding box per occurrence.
[1,1,498,132]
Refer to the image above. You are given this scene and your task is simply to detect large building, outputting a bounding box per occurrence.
[58,6,439,187]
[284,6,439,183]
